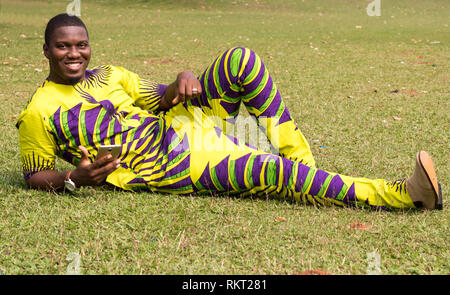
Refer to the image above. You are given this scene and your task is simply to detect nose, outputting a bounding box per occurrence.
[67,46,81,58]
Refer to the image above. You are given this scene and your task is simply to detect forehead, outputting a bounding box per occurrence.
[50,26,88,43]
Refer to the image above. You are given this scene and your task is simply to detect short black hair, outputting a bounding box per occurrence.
[44,13,88,45]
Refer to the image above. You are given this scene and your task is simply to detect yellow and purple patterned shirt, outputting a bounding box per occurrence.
[17,65,170,190]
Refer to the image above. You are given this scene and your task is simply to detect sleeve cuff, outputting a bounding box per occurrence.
[157,84,168,99]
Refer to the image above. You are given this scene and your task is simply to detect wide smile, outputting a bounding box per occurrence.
[64,61,84,72]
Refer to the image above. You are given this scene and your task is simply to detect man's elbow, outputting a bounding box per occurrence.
[25,171,59,191]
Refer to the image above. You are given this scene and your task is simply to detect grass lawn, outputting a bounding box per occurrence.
[0,0,448,274]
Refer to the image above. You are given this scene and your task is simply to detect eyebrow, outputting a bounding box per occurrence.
[53,40,89,44]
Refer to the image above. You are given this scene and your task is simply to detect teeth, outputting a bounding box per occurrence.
[66,62,82,70]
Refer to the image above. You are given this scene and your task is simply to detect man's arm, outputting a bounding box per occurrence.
[27,146,120,191]
[158,71,202,112]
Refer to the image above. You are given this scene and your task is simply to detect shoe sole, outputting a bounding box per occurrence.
[418,151,443,210]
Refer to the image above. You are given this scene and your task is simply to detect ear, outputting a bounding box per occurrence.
[43,43,49,59]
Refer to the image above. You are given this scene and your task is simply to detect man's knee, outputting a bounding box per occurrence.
[222,47,260,83]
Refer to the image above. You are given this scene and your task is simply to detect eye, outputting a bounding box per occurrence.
[56,44,66,49]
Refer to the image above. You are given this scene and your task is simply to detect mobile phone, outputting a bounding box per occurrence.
[97,145,121,159]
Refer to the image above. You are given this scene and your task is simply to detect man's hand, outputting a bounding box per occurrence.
[172,71,203,105]
[71,146,120,186]
[159,71,202,111]
[26,146,120,191]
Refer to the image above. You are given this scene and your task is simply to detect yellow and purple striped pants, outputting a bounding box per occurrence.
[151,47,415,210]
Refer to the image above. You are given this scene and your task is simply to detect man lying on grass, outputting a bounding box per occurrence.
[17,13,442,211]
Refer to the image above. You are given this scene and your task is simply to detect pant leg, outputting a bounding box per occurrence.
[152,109,415,211]
[186,47,316,167]
[190,140,415,211]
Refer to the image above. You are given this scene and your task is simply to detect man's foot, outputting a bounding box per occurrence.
[406,151,443,210]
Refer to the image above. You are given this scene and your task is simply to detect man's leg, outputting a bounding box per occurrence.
[191,129,415,210]
[151,110,418,210]
[185,47,316,167]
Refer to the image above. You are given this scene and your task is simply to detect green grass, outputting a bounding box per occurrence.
[0,0,449,274]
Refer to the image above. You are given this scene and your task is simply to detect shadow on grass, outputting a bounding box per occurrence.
[148,188,429,216]
[1,169,434,215]
[0,170,27,190]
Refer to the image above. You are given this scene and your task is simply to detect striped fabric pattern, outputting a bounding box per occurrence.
[17,51,415,210]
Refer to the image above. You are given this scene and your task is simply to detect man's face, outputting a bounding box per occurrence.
[43,26,91,85]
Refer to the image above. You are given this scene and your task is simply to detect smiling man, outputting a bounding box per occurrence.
[16,13,442,211]
[44,19,90,85]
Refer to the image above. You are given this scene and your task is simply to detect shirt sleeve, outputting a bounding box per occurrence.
[116,66,167,113]
[17,108,57,180]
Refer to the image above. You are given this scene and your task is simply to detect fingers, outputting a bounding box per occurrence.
[74,157,120,186]
[191,81,202,98]
[184,80,193,100]
[92,152,114,169]
[79,145,89,159]
[184,79,202,99]
[175,75,202,105]
[78,145,93,168]
[74,145,121,185]
[90,158,120,183]
[177,79,187,103]
[79,145,91,163]
[177,79,202,102]
[171,95,180,106]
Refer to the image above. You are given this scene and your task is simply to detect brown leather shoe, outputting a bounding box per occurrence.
[406,151,443,210]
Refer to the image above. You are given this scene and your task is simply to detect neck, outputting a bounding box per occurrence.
[47,72,85,85]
